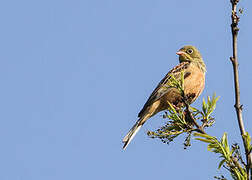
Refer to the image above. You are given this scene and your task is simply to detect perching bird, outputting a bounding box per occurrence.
[122,45,206,150]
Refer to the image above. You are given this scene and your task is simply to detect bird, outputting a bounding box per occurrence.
[122,45,206,150]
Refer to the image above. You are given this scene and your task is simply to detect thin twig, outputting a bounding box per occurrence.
[184,102,206,134]
[229,0,251,179]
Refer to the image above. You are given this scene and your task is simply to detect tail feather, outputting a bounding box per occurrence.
[123,116,149,150]
[123,123,142,150]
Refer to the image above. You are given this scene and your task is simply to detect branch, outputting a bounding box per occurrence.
[229,0,251,179]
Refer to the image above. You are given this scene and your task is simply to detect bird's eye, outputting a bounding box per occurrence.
[187,49,193,54]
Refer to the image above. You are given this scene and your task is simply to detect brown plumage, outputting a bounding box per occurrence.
[122,45,206,150]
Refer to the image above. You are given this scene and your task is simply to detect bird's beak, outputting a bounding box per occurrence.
[176,51,185,55]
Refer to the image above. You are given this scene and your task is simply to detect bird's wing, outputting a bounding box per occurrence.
[138,62,190,117]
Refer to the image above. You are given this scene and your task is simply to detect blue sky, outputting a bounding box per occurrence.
[0,0,252,179]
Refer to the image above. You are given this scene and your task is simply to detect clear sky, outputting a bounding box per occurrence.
[0,0,252,179]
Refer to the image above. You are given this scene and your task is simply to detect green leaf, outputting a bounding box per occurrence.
[194,138,213,143]
[194,132,213,139]
[189,106,199,112]
[218,159,226,169]
[222,133,230,156]
[202,98,207,114]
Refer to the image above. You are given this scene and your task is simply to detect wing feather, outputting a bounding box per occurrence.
[138,62,190,117]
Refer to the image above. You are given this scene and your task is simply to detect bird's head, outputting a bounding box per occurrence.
[176,45,206,73]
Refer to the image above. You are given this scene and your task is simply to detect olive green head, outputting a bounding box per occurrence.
[176,45,206,73]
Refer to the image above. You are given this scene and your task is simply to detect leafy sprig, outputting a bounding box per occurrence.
[195,133,247,180]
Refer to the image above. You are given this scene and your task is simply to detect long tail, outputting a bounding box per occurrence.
[122,116,149,150]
